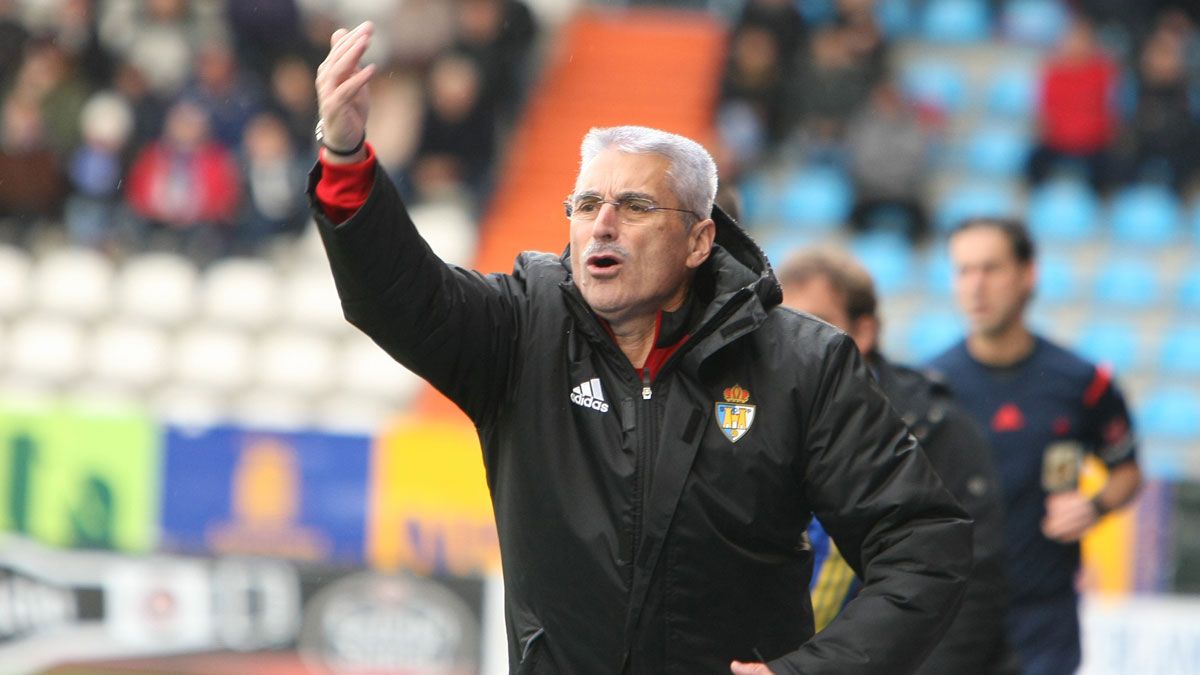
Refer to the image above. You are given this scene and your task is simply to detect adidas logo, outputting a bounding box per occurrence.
[570,377,610,413]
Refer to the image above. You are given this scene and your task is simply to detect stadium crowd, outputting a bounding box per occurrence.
[0,0,536,263]
[714,0,1200,241]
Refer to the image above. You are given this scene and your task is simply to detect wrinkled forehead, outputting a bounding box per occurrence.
[573,149,674,197]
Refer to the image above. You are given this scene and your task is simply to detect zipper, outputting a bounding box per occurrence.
[630,368,655,575]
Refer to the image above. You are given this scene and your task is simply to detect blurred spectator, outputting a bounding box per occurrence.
[0,95,65,232]
[111,60,168,157]
[1027,18,1119,190]
[268,54,319,155]
[387,0,458,69]
[409,51,496,207]
[718,22,787,157]
[1113,20,1200,191]
[783,27,877,165]
[235,112,310,254]
[125,100,240,261]
[9,39,90,155]
[452,0,537,123]
[183,39,264,148]
[733,0,807,67]
[845,82,930,241]
[98,0,227,96]
[52,0,114,89]
[0,0,29,92]
[226,0,304,78]
[64,91,134,251]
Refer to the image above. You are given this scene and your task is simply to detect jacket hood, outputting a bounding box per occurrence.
[559,203,783,311]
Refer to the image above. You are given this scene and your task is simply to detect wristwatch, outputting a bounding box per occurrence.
[314,118,365,156]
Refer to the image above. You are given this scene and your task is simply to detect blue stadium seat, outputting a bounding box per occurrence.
[1179,267,1200,309]
[1093,259,1160,306]
[1001,0,1069,46]
[1138,388,1200,438]
[901,59,968,114]
[922,249,954,296]
[798,0,838,24]
[966,123,1033,177]
[1073,321,1138,372]
[1159,325,1200,375]
[1036,253,1078,304]
[921,0,991,44]
[762,232,820,273]
[875,0,915,38]
[986,64,1038,118]
[904,311,964,363]
[780,166,853,231]
[850,232,915,295]
[1027,179,1100,243]
[1109,184,1182,246]
[736,170,777,227]
[934,182,1019,232]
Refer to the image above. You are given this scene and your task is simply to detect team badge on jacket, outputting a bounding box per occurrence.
[715,384,756,443]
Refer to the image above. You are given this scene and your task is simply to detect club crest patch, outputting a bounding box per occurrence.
[715,384,756,443]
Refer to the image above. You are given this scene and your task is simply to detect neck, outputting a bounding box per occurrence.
[608,313,659,368]
[966,321,1035,367]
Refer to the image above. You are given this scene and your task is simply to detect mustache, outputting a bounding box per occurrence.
[582,241,631,259]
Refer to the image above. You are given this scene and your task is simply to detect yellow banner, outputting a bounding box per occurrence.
[367,415,499,576]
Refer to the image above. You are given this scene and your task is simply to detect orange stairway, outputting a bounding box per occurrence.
[415,7,728,420]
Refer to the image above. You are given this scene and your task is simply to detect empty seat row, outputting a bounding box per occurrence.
[0,316,423,402]
[0,247,350,332]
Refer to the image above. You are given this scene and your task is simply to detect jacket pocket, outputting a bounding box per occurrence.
[517,627,547,675]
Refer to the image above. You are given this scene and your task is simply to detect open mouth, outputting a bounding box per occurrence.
[586,253,623,275]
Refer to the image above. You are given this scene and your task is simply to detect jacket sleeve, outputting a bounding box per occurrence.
[307,162,522,425]
[770,335,973,675]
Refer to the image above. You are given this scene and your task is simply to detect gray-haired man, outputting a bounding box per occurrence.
[310,21,971,674]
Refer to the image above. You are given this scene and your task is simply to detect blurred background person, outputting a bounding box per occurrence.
[845,81,930,241]
[1112,17,1200,192]
[63,91,134,252]
[406,50,496,211]
[234,111,310,256]
[124,100,240,261]
[0,94,65,242]
[929,218,1143,675]
[780,247,1014,675]
[1027,17,1118,190]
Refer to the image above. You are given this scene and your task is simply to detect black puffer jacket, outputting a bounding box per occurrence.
[873,357,1014,675]
[310,165,972,675]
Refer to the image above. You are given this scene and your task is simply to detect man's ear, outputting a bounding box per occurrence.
[850,314,881,357]
[686,218,716,269]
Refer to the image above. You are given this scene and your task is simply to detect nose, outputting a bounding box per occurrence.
[591,202,620,240]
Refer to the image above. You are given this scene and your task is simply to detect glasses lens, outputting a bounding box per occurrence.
[570,195,603,218]
[619,196,657,217]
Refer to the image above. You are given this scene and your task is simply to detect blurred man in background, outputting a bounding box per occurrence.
[780,247,1013,675]
[929,218,1143,675]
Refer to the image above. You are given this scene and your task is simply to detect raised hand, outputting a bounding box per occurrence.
[314,21,377,162]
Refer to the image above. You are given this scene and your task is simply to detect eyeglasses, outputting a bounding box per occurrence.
[564,194,700,223]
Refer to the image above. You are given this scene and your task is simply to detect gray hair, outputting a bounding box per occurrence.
[578,126,718,222]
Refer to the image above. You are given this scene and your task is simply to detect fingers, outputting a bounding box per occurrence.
[317,27,374,116]
[317,22,373,97]
[329,62,376,109]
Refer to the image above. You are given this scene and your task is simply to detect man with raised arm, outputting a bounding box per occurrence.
[309,22,971,674]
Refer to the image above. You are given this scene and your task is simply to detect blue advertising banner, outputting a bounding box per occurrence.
[160,426,370,564]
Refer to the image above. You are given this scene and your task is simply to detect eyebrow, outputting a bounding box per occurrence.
[574,190,658,203]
